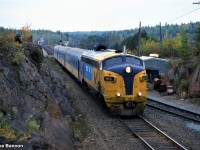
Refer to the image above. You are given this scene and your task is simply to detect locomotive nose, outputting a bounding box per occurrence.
[105,64,145,95]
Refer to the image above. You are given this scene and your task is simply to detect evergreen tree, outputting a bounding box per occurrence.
[195,26,200,56]
[180,32,190,59]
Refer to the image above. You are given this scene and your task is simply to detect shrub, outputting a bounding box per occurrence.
[26,115,40,134]
[12,43,24,65]
[65,82,74,99]
[21,24,32,42]
[177,79,188,98]
[0,28,25,65]
[178,79,188,91]
[0,112,12,129]
[0,112,16,139]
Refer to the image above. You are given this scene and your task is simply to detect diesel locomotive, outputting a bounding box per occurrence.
[54,45,148,115]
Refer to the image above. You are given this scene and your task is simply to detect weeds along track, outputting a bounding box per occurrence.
[146,99,200,123]
[42,45,54,55]
[119,116,187,150]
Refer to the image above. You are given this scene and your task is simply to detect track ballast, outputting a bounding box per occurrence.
[119,116,187,150]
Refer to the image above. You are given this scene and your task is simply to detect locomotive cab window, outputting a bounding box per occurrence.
[125,56,143,66]
[104,56,123,67]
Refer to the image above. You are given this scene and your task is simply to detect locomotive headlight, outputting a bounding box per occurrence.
[125,66,132,73]
[138,92,142,96]
[116,92,121,97]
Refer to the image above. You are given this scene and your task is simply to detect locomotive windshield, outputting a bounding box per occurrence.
[103,56,143,68]
[104,57,123,66]
[125,56,143,66]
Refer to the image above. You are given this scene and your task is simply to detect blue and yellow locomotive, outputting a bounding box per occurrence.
[54,45,148,115]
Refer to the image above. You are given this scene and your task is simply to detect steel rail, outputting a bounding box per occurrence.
[146,98,200,123]
[119,116,188,150]
[119,117,154,150]
[139,115,187,150]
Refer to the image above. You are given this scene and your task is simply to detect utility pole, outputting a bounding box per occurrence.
[159,22,162,52]
[138,21,141,57]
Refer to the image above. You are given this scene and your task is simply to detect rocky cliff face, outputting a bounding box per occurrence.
[0,43,75,149]
[164,56,200,98]
[188,57,200,97]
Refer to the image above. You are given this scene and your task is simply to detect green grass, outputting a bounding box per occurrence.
[46,58,61,73]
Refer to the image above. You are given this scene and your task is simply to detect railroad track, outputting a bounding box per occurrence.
[119,116,187,150]
[42,45,54,55]
[146,99,200,123]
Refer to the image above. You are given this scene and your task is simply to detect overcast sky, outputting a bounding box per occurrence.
[0,0,200,32]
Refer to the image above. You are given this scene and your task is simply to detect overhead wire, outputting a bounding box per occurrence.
[161,4,193,22]
[166,7,200,24]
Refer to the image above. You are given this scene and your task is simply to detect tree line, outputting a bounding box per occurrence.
[0,21,200,58]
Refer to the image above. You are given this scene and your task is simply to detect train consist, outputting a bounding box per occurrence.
[54,45,148,115]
